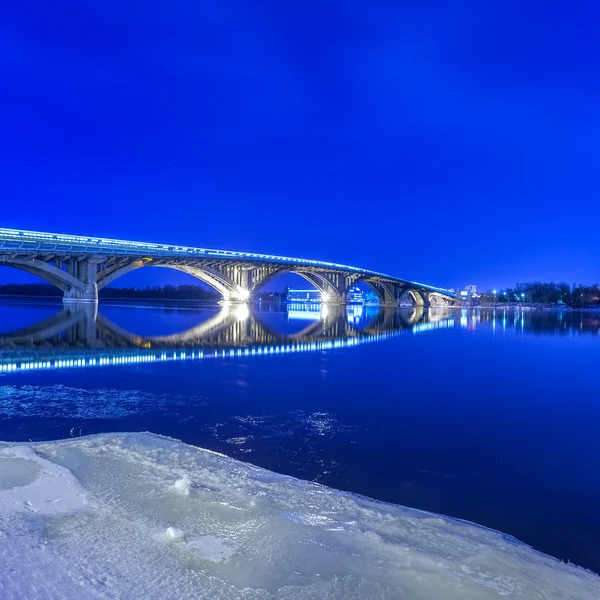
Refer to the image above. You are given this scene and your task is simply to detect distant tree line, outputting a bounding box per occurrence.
[0,283,62,297]
[0,283,220,300]
[482,282,600,308]
[256,288,289,302]
[100,285,220,300]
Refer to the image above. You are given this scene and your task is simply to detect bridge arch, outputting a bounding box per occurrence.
[427,292,451,307]
[398,288,425,307]
[251,268,343,302]
[0,258,88,297]
[96,260,248,302]
[348,277,398,304]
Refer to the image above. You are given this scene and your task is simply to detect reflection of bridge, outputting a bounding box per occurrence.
[0,303,427,349]
[0,303,439,372]
[0,228,455,306]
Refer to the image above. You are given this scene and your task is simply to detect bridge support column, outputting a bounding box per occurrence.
[232,268,251,302]
[335,275,348,304]
[63,259,98,303]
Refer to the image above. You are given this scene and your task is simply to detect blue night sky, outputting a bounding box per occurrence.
[1,1,599,291]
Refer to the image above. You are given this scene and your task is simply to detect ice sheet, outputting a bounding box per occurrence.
[1,432,598,599]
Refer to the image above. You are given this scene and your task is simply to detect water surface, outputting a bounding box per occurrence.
[1,298,599,572]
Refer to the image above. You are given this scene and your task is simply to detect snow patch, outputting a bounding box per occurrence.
[165,526,185,541]
[0,445,87,516]
[172,474,192,495]
[0,432,598,600]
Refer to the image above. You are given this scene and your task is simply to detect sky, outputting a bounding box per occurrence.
[1,1,599,291]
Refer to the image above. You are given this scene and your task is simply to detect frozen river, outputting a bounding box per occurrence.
[1,299,600,597]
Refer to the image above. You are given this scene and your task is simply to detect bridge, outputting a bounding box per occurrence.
[0,228,455,306]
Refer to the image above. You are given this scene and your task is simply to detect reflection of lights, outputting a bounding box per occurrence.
[288,308,321,321]
[0,330,407,374]
[288,302,321,321]
[346,305,364,324]
[321,304,329,319]
[235,304,249,321]
[412,318,455,334]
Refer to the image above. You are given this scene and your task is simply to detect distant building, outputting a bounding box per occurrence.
[346,286,364,304]
[458,284,480,305]
[287,288,322,303]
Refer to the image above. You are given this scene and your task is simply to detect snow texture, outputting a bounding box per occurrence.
[0,432,599,599]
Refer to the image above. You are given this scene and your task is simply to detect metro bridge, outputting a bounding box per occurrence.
[0,228,455,306]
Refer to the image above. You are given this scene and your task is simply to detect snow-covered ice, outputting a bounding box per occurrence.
[1,432,599,599]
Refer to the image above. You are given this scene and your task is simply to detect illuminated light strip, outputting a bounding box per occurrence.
[0,331,401,374]
[0,228,454,296]
[412,318,456,334]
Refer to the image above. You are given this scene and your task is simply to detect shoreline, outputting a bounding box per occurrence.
[475,303,600,312]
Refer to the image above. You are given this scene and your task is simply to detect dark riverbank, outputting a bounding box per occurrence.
[0,283,219,301]
[477,302,600,311]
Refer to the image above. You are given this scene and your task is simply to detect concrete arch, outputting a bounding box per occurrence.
[96,260,248,301]
[428,293,450,307]
[399,288,425,307]
[0,258,87,296]
[299,272,343,301]
[347,277,383,302]
[351,278,397,304]
[252,269,342,301]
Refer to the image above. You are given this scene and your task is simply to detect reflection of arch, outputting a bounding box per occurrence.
[290,304,347,339]
[361,306,400,332]
[427,307,453,322]
[397,306,425,326]
[0,259,86,296]
[97,261,247,301]
[95,305,236,346]
[0,304,97,345]
[248,305,349,341]
[399,289,425,307]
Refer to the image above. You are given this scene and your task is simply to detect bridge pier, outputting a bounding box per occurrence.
[63,259,99,303]
[63,282,98,303]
